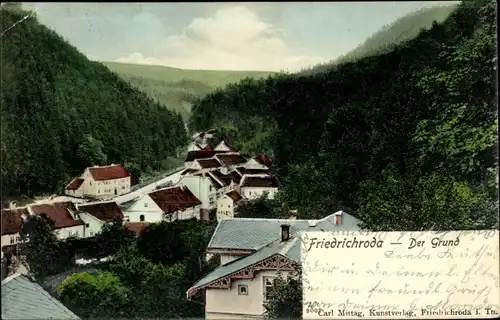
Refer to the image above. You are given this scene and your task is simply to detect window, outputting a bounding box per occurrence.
[90,231,94,236]
[10,236,14,244]
[90,181,92,186]
[263,277,276,300]
[209,185,213,191]
[85,223,90,228]
[144,203,148,207]
[140,215,145,222]
[238,285,248,295]
[228,205,230,208]
[249,191,252,196]
[16,236,21,242]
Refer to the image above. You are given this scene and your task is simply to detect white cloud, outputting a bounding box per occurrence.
[116,5,326,72]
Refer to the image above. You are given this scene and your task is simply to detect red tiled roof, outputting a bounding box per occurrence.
[77,201,124,223]
[211,170,233,186]
[215,154,247,166]
[185,150,227,162]
[255,153,273,166]
[29,202,84,229]
[230,171,242,184]
[226,190,243,202]
[66,178,84,190]
[89,164,130,181]
[235,167,271,176]
[148,186,202,215]
[124,222,151,236]
[197,158,222,169]
[241,176,279,188]
[1,208,28,235]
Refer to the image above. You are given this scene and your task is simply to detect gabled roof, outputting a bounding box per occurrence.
[196,158,222,169]
[254,153,273,166]
[240,175,279,188]
[235,167,271,176]
[185,150,227,162]
[229,170,242,184]
[77,201,124,223]
[207,211,362,251]
[1,273,80,319]
[210,170,233,186]
[215,153,247,166]
[214,140,238,152]
[29,202,84,229]
[187,237,299,297]
[1,208,28,236]
[65,178,84,190]
[148,186,202,214]
[88,164,130,181]
[226,190,243,202]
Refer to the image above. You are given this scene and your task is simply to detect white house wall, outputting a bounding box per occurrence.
[1,233,22,249]
[78,213,105,238]
[240,187,278,200]
[205,269,291,319]
[216,196,234,221]
[177,176,217,210]
[54,225,86,240]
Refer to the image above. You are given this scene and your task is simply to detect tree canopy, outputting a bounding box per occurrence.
[0,8,188,198]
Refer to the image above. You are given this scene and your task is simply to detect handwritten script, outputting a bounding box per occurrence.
[301,230,499,319]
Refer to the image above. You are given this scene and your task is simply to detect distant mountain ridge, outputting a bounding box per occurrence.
[101,62,276,120]
[299,4,458,75]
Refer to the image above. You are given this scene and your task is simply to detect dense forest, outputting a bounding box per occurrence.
[189,0,498,230]
[0,6,188,198]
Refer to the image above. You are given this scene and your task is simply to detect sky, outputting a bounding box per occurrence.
[21,2,458,72]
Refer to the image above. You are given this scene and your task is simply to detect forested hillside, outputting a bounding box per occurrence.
[300,4,457,75]
[0,7,187,198]
[102,62,276,120]
[189,0,498,230]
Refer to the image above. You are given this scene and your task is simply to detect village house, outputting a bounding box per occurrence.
[216,190,243,221]
[186,211,362,319]
[176,174,222,214]
[243,153,273,170]
[214,153,248,173]
[184,150,227,169]
[1,201,87,248]
[239,175,279,200]
[125,186,202,222]
[1,207,29,249]
[65,164,131,199]
[187,142,213,152]
[76,201,125,237]
[191,158,223,173]
[235,166,272,177]
[28,202,86,239]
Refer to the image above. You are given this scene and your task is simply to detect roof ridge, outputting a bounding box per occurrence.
[77,200,117,206]
[1,272,22,285]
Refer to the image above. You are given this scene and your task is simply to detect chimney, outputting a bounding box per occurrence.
[334,211,342,225]
[288,209,298,220]
[280,224,291,242]
[9,201,16,209]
